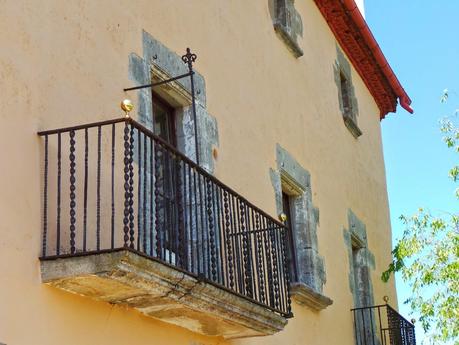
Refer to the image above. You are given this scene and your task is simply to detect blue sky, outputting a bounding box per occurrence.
[366,1,458,342]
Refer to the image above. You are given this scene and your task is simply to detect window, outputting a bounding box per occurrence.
[335,47,362,138]
[272,145,332,309]
[351,238,372,308]
[152,92,180,264]
[152,92,176,147]
[340,71,353,119]
[352,240,375,343]
[282,191,298,282]
[270,0,304,58]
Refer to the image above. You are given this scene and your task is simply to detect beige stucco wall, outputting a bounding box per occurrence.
[0,1,396,344]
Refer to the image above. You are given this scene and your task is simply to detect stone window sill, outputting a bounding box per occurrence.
[273,23,304,58]
[343,113,362,138]
[290,282,333,311]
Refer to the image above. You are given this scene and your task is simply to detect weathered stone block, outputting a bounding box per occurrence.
[128,30,218,173]
[334,46,362,138]
[344,209,375,308]
[290,282,332,311]
[270,0,304,57]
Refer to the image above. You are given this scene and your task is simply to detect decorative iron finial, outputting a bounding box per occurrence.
[121,99,134,117]
[383,295,389,304]
[181,48,197,69]
[278,213,288,223]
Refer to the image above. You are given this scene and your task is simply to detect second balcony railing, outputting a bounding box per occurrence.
[351,304,416,345]
[38,117,292,317]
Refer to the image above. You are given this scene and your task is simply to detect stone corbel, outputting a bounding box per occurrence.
[290,282,333,311]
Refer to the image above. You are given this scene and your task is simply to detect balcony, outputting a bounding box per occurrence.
[38,117,291,338]
[351,304,416,345]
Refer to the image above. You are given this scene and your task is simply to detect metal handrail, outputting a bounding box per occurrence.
[39,117,287,229]
[351,304,416,345]
[38,117,292,317]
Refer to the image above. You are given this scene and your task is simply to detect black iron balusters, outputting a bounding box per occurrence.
[154,143,161,257]
[351,304,416,345]
[255,213,265,304]
[128,124,135,248]
[177,157,185,268]
[142,133,147,253]
[42,135,48,257]
[96,126,101,250]
[264,217,274,307]
[83,128,88,251]
[207,178,217,281]
[387,305,416,345]
[123,121,130,247]
[281,226,292,315]
[240,201,252,297]
[69,130,76,254]
[137,129,142,251]
[223,190,234,289]
[149,137,154,257]
[111,124,116,249]
[56,132,61,255]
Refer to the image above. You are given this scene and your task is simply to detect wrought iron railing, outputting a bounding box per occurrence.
[351,304,416,345]
[38,117,292,317]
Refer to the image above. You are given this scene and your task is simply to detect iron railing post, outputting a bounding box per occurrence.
[123,119,131,247]
[181,48,200,165]
[351,304,416,345]
[42,134,48,257]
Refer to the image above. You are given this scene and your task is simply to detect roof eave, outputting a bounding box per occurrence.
[314,0,413,119]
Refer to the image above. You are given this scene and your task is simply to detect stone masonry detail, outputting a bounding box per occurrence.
[343,209,376,308]
[270,144,332,310]
[127,31,219,256]
[128,30,218,173]
[270,0,304,58]
[334,46,362,138]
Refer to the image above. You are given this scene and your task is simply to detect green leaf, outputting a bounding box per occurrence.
[382,104,459,343]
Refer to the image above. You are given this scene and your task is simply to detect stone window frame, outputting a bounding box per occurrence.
[128,30,219,174]
[281,174,305,283]
[270,0,304,58]
[334,47,362,138]
[343,209,375,308]
[270,144,332,310]
[343,210,379,344]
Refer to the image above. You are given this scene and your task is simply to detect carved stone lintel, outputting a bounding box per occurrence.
[290,282,333,311]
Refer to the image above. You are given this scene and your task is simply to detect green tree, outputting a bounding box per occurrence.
[382,90,459,344]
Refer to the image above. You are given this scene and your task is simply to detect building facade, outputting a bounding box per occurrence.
[0,1,415,344]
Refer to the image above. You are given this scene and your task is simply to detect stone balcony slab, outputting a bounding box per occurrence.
[40,249,287,339]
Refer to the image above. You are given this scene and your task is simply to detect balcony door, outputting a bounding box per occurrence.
[152,93,182,266]
[352,242,376,345]
[153,94,176,147]
[282,192,298,282]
